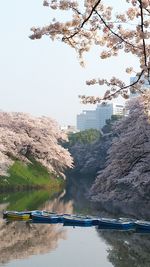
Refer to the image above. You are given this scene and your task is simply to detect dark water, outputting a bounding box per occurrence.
[0,175,150,267]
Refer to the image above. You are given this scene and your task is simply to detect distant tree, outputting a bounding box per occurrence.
[65,128,111,175]
[90,92,150,207]
[30,0,150,102]
[0,112,73,177]
[102,114,123,134]
[67,129,102,146]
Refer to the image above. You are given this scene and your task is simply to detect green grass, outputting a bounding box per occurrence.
[0,160,64,192]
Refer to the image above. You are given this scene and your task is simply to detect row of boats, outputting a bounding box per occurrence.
[2,210,150,232]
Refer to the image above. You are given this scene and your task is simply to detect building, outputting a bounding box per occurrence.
[113,104,125,116]
[77,103,125,131]
[77,110,97,131]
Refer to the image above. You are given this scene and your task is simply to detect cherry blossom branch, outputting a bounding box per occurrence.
[104,70,145,98]
[137,0,150,14]
[62,0,102,41]
[145,8,150,14]
[30,1,150,102]
[79,70,145,103]
[139,0,147,67]
[95,10,140,50]
[148,68,150,85]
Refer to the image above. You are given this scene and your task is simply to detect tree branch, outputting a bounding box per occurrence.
[105,70,144,99]
[80,70,145,103]
[139,0,148,67]
[62,0,102,41]
[95,10,140,50]
[137,0,150,15]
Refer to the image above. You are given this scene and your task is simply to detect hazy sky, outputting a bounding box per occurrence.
[0,1,138,126]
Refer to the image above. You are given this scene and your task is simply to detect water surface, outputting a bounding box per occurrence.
[0,175,150,267]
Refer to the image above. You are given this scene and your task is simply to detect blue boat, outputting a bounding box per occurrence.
[91,217,100,226]
[134,220,150,233]
[31,211,63,224]
[98,218,135,230]
[63,215,93,227]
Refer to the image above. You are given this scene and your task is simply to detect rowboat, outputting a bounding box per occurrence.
[2,210,140,231]
[3,211,31,221]
[31,211,63,224]
[98,218,135,230]
[134,220,150,232]
[63,215,93,227]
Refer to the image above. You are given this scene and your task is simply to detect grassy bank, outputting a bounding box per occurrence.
[0,160,64,192]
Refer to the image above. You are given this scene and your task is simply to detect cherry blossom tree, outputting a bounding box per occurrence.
[90,92,150,212]
[30,0,150,103]
[0,112,73,177]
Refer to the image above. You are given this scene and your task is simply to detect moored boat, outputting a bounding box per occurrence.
[63,215,93,227]
[3,211,31,221]
[98,218,135,230]
[31,211,63,224]
[134,220,150,233]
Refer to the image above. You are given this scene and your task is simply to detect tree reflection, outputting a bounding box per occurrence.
[0,196,73,265]
[97,230,150,267]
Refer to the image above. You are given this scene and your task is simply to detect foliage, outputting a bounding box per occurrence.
[90,93,150,213]
[0,112,73,177]
[65,117,122,175]
[66,134,111,175]
[67,128,102,146]
[30,0,150,102]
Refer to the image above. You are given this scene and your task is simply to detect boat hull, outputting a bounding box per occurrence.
[135,221,150,233]
[31,214,63,224]
[98,219,135,230]
[3,211,32,221]
[63,216,93,227]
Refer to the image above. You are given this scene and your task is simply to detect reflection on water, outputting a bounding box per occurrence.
[0,220,65,265]
[98,230,150,267]
[0,175,150,267]
[0,192,73,265]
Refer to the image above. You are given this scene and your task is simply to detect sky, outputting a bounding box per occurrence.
[0,0,138,126]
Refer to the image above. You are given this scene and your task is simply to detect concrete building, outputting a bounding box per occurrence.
[77,103,125,131]
[113,104,125,116]
[77,110,97,131]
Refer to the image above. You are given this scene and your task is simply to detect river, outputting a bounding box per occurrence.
[0,175,150,267]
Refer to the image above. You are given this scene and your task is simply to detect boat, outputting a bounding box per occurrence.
[31,211,63,224]
[3,210,43,221]
[91,217,100,226]
[63,215,93,227]
[3,211,32,221]
[134,220,150,233]
[98,218,135,230]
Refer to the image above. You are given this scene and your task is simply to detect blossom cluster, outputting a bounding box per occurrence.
[0,112,73,177]
[90,91,150,205]
[30,0,150,102]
